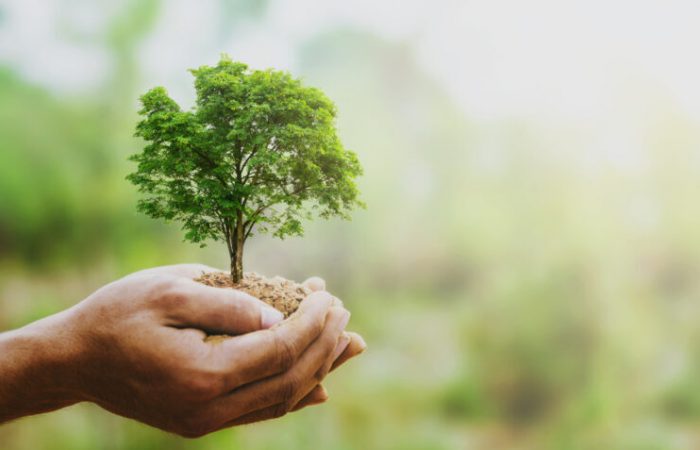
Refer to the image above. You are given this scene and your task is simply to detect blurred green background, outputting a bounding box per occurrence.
[2,0,700,448]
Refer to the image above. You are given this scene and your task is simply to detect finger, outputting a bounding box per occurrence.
[220,385,327,427]
[290,385,328,412]
[331,332,367,371]
[226,383,329,427]
[164,279,284,335]
[302,277,343,308]
[289,332,363,414]
[319,333,350,378]
[302,276,326,292]
[211,291,336,389]
[209,306,350,427]
[222,402,293,427]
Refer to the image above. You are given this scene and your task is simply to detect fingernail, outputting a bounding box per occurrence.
[332,335,351,361]
[356,334,367,351]
[261,307,284,328]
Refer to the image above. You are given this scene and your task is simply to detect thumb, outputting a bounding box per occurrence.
[167,280,284,335]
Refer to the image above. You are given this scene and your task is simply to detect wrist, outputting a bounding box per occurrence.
[0,309,85,422]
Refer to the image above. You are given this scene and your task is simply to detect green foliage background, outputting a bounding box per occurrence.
[2,1,700,449]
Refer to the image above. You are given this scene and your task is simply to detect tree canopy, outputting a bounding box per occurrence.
[127,55,363,281]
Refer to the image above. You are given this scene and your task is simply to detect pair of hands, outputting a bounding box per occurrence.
[0,264,365,437]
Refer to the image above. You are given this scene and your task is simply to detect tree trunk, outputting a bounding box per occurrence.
[229,212,245,283]
[231,244,243,283]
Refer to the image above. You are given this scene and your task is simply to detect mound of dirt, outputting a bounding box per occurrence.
[194,271,311,318]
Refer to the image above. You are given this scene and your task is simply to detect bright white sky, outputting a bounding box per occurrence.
[1,0,699,131]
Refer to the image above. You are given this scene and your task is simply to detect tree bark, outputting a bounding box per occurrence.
[229,211,245,283]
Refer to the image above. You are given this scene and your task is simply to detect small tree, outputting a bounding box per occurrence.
[127,55,363,282]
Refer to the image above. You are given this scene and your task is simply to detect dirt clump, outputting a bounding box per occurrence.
[194,272,312,344]
[194,271,311,318]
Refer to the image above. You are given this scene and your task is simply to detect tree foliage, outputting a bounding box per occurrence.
[127,55,363,281]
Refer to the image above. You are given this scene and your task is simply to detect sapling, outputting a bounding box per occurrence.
[128,55,363,286]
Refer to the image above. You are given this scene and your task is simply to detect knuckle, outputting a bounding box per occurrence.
[181,371,224,401]
[310,313,326,337]
[314,366,329,384]
[272,332,298,372]
[271,401,292,419]
[151,276,186,305]
[278,372,301,404]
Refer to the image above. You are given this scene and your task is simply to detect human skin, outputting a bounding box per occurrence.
[0,264,366,437]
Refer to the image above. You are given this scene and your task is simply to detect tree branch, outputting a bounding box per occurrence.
[242,137,278,184]
[244,220,256,242]
[240,148,259,179]
[191,147,230,189]
[243,204,269,228]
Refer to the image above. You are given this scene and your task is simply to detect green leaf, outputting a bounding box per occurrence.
[127,54,364,269]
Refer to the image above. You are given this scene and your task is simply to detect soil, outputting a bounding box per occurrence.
[195,272,312,344]
[195,271,311,315]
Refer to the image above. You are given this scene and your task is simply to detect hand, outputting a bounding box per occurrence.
[0,264,364,437]
[289,276,367,413]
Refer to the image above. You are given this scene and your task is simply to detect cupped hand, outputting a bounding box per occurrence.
[46,264,362,437]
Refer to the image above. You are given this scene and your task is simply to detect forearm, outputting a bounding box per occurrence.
[0,311,83,423]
